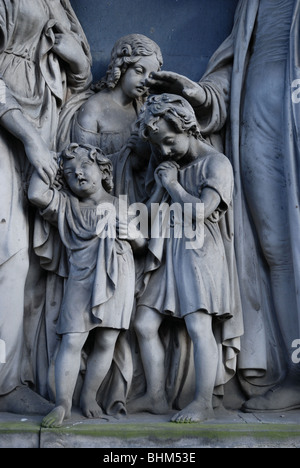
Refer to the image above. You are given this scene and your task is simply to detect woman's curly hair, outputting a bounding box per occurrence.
[92,34,163,92]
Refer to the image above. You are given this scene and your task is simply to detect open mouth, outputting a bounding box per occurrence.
[78,179,87,186]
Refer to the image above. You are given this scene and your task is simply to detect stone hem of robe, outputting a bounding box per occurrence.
[196,0,291,387]
[138,155,243,391]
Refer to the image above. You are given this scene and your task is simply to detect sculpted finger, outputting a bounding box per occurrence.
[149,71,178,82]
[36,167,49,185]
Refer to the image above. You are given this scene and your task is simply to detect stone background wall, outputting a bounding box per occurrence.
[71,0,238,82]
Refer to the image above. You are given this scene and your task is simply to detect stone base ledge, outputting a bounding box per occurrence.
[0,410,300,449]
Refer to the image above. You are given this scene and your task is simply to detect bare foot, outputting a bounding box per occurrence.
[42,406,68,428]
[171,401,214,423]
[127,393,169,415]
[81,399,103,419]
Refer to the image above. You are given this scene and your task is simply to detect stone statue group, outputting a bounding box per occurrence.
[0,0,299,428]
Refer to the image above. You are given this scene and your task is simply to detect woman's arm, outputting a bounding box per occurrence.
[145,71,207,108]
[0,108,57,183]
[52,24,91,77]
[28,170,55,209]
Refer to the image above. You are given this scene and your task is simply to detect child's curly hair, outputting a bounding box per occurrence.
[139,93,202,140]
[56,143,114,193]
[92,34,163,92]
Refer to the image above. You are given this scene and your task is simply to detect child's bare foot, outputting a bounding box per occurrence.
[42,406,68,428]
[171,400,214,423]
[127,393,169,415]
[81,399,103,419]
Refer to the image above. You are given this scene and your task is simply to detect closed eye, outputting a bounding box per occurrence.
[134,66,144,75]
[81,160,92,167]
[164,139,175,146]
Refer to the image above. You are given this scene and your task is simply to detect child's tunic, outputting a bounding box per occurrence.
[139,152,234,320]
[40,190,135,334]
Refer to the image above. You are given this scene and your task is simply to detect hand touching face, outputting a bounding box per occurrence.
[120,54,161,100]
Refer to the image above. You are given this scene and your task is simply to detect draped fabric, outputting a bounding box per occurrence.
[138,152,243,396]
[39,190,135,334]
[197,0,300,394]
[0,0,92,395]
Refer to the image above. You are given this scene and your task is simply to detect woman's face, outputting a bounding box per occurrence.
[120,54,161,100]
[148,118,190,163]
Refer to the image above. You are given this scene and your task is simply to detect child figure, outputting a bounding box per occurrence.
[29,143,144,427]
[72,34,163,154]
[131,94,243,423]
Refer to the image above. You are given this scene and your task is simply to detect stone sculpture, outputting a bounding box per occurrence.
[28,143,144,427]
[69,33,163,155]
[0,0,299,426]
[129,93,243,423]
[0,0,92,414]
[145,0,300,411]
[58,33,163,417]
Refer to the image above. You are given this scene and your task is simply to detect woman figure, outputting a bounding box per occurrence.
[71,33,163,155]
[0,0,92,413]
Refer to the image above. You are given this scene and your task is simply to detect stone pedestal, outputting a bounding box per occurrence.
[1,411,300,449]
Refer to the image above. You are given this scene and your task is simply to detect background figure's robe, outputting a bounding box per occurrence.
[0,0,92,396]
[197,0,300,396]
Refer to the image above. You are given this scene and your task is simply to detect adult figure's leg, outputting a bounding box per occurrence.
[240,61,300,411]
[240,61,299,360]
[0,248,52,414]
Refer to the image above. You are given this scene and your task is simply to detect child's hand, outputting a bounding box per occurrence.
[156,161,179,189]
[154,166,163,188]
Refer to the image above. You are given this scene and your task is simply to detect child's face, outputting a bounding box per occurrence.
[63,151,103,198]
[120,54,160,100]
[148,118,190,163]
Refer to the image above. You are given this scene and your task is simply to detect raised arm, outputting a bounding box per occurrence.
[145,71,207,109]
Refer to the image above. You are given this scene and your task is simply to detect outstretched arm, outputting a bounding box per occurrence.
[145,71,207,108]
[145,69,230,134]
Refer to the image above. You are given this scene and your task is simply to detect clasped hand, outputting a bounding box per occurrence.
[25,137,58,185]
[155,161,179,189]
